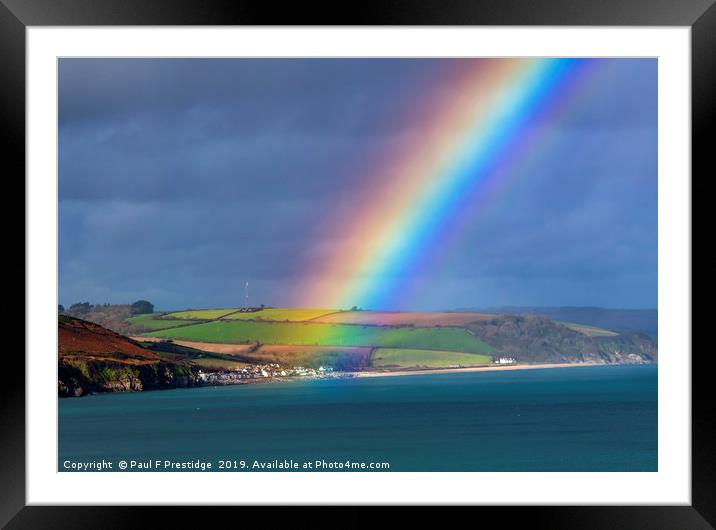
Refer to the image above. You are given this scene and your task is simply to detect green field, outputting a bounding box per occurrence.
[126,314,194,330]
[561,322,618,337]
[163,307,338,322]
[222,308,338,321]
[144,320,495,354]
[163,309,239,320]
[372,348,492,368]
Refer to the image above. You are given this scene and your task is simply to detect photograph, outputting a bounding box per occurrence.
[4,2,707,522]
[57,57,659,473]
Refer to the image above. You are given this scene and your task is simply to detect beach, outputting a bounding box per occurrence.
[355,362,606,378]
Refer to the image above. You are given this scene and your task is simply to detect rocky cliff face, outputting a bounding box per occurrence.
[58,359,201,397]
[467,314,657,364]
[58,315,201,397]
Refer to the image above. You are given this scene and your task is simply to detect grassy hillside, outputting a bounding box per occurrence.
[141,309,656,366]
[162,309,239,320]
[143,320,496,353]
[313,310,494,327]
[162,307,338,322]
[126,313,196,330]
[561,322,618,337]
[222,308,337,321]
[372,348,492,369]
[467,314,657,364]
[59,306,657,393]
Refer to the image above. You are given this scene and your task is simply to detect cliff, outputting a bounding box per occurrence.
[58,315,201,397]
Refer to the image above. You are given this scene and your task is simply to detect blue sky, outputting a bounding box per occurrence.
[58,58,657,311]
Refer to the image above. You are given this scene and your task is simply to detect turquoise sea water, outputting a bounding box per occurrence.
[59,364,657,471]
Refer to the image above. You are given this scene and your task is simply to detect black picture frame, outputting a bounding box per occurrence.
[3,1,711,527]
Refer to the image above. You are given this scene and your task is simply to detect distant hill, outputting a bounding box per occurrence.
[58,315,201,397]
[466,314,657,364]
[463,307,658,340]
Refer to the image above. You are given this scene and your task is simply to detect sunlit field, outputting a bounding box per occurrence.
[372,348,492,368]
[144,320,495,353]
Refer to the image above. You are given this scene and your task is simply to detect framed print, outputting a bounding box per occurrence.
[4,0,713,527]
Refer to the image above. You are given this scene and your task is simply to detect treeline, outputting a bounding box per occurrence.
[60,299,154,315]
[58,300,155,335]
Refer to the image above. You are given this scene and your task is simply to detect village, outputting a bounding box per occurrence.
[196,363,343,386]
[197,355,519,386]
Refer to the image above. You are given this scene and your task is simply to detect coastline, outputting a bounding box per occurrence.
[353,362,609,379]
[58,361,653,397]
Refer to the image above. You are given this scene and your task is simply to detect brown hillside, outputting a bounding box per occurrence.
[58,315,200,397]
[59,314,160,364]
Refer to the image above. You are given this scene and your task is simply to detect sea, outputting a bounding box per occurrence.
[58,364,657,472]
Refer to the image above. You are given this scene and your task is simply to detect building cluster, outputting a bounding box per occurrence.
[197,364,335,385]
[494,357,517,365]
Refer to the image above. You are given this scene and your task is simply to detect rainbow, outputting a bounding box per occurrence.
[295,58,600,310]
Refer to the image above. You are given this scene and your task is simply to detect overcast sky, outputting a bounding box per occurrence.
[59,58,657,311]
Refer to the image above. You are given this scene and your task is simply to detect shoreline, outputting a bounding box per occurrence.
[59,362,653,398]
[353,362,615,379]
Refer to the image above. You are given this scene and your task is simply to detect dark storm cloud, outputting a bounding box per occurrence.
[59,59,437,213]
[59,58,440,137]
[59,58,657,310]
